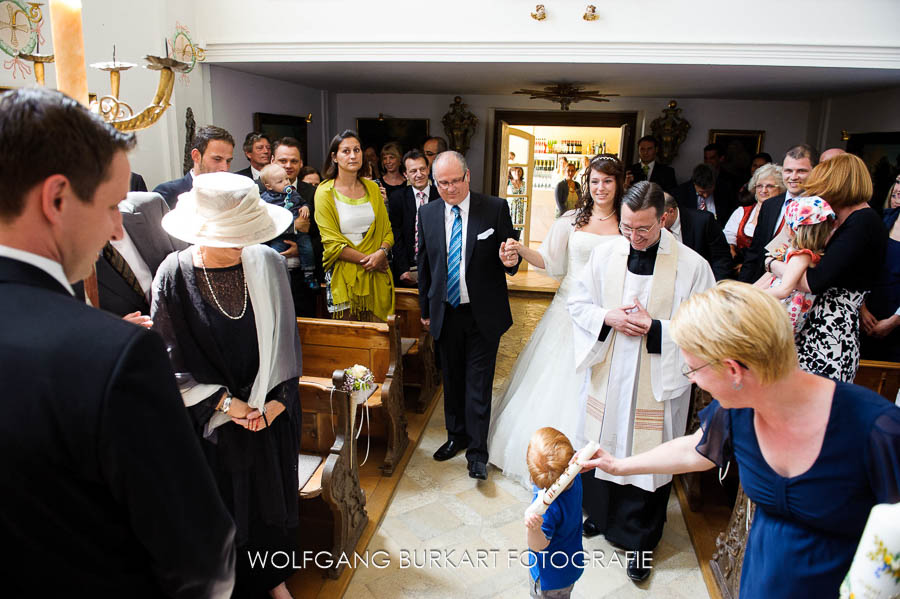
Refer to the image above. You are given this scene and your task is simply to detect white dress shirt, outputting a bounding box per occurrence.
[699,193,717,217]
[250,165,261,180]
[444,194,470,305]
[0,244,74,295]
[775,192,799,235]
[110,228,154,302]
[668,208,683,242]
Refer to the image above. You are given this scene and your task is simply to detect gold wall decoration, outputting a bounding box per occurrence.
[442,96,478,156]
[650,100,691,165]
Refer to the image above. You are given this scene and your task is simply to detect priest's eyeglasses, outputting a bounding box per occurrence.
[619,222,658,237]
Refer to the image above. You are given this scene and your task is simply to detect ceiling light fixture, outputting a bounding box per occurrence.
[513,83,619,111]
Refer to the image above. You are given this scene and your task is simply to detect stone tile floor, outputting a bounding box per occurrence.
[345,292,709,598]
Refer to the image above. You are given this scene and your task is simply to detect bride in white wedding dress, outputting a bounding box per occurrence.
[488,154,626,487]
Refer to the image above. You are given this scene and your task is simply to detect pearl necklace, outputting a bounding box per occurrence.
[198,249,248,320]
[595,208,616,221]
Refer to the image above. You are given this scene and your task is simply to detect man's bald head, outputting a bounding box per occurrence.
[820,148,847,162]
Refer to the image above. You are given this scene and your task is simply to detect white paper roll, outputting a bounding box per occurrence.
[839,502,900,599]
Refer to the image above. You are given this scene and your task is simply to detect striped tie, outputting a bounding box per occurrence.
[447,205,462,307]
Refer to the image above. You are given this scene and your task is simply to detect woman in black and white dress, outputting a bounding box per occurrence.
[767,154,887,381]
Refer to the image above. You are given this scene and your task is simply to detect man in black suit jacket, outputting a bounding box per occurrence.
[662,193,733,280]
[153,125,235,208]
[0,88,234,597]
[739,144,819,283]
[389,149,439,286]
[129,171,147,192]
[675,163,736,227]
[234,131,271,194]
[417,151,520,480]
[627,135,677,194]
[90,191,187,317]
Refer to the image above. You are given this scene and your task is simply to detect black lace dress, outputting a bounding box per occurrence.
[152,260,301,596]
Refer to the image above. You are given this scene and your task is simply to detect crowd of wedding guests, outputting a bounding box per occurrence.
[2,86,898,599]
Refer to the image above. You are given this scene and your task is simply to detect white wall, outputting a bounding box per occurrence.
[821,86,900,148]
[208,66,327,172]
[197,0,900,56]
[333,93,811,192]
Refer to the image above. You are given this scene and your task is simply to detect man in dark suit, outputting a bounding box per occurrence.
[704,142,740,214]
[627,135,677,194]
[675,163,736,227]
[129,171,147,192]
[93,191,187,317]
[662,193,733,280]
[234,131,271,194]
[417,151,520,480]
[0,88,234,597]
[389,148,439,287]
[272,137,323,287]
[153,125,234,208]
[739,144,819,283]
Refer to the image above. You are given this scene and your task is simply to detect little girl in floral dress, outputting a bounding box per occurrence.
[756,196,836,332]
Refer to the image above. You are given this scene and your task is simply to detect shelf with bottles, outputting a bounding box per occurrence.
[507,196,528,228]
[534,137,609,155]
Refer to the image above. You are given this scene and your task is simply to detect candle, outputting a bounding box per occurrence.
[49,0,89,106]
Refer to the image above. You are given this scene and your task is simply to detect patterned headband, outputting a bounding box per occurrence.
[785,196,836,232]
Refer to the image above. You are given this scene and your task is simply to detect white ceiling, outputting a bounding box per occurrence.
[219,61,900,100]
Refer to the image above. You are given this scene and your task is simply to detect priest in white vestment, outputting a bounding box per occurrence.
[567,181,715,582]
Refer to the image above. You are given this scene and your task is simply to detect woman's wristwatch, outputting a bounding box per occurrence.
[218,394,232,414]
[379,247,390,258]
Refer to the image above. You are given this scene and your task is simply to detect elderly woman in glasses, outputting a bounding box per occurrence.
[722,163,785,273]
[581,281,900,598]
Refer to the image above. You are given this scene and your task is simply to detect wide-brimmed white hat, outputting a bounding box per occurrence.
[161,172,293,248]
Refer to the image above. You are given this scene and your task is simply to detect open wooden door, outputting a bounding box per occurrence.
[497,122,535,269]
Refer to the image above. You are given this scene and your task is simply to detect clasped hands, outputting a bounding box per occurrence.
[604,298,652,337]
[360,248,389,272]
[499,237,521,267]
[226,396,286,432]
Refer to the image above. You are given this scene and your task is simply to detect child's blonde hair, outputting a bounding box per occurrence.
[259,163,286,187]
[526,427,574,490]
[792,219,832,254]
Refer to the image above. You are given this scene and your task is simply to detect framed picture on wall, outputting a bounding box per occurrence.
[708,129,765,181]
[846,131,900,208]
[355,117,430,157]
[253,112,308,162]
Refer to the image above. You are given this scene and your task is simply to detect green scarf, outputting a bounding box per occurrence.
[314,177,395,320]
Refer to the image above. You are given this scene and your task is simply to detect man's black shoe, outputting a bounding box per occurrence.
[468,461,488,480]
[433,439,466,461]
[626,551,652,583]
[582,520,603,538]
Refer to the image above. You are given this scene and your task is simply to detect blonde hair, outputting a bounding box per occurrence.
[381,142,402,160]
[670,281,797,385]
[526,427,574,490]
[792,219,833,253]
[802,153,873,209]
[258,163,285,187]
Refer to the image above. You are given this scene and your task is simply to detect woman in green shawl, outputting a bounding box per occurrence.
[315,130,395,321]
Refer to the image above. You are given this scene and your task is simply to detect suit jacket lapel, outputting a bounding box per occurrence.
[465,194,481,269]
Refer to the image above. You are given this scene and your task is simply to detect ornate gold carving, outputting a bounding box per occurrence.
[650,100,691,165]
[710,484,755,599]
[531,4,547,21]
[442,96,479,156]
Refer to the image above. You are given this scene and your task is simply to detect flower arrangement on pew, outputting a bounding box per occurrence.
[342,364,376,466]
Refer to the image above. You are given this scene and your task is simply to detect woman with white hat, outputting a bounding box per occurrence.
[151,172,301,599]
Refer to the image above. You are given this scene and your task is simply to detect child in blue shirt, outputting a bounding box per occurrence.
[524,427,585,598]
[259,164,317,290]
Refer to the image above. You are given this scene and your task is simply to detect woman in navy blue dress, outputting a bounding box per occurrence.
[580,281,900,597]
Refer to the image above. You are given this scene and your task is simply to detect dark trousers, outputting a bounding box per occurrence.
[437,303,499,464]
[288,267,316,317]
[581,473,672,551]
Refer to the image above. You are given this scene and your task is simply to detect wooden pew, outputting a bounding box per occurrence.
[394,288,440,413]
[297,370,368,579]
[297,315,409,475]
[854,359,900,402]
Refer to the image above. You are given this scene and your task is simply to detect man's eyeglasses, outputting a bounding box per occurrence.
[619,222,658,236]
[436,175,467,189]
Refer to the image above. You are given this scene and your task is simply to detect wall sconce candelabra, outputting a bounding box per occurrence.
[16,1,187,132]
[89,48,189,132]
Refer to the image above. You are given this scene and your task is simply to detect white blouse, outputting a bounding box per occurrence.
[334,194,375,246]
[723,204,759,246]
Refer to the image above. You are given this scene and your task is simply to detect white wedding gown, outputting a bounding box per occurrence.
[488,213,618,488]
